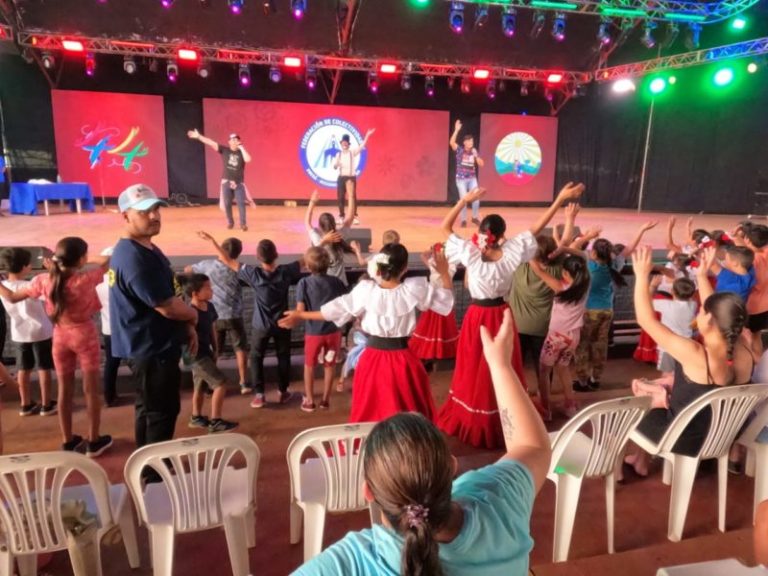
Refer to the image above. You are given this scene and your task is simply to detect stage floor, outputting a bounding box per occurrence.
[0,203,753,257]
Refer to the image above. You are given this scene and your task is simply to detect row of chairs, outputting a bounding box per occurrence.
[2,384,768,575]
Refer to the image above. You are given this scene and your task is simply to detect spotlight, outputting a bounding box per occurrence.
[306,67,317,89]
[148,58,159,73]
[367,71,379,93]
[269,65,282,83]
[41,52,55,69]
[161,0,174,7]
[530,11,545,39]
[291,0,306,19]
[166,62,178,82]
[713,67,734,86]
[684,23,701,50]
[731,16,747,30]
[597,18,611,46]
[520,81,529,97]
[748,62,758,74]
[474,3,489,29]
[123,56,137,74]
[473,68,490,80]
[199,0,211,6]
[85,53,96,77]
[668,76,676,84]
[401,74,412,90]
[641,21,657,49]
[62,40,85,52]
[228,0,244,14]
[662,22,679,48]
[238,64,251,86]
[197,61,211,78]
[649,77,666,94]
[551,13,566,42]
[486,79,497,99]
[425,75,435,97]
[460,77,471,94]
[178,48,199,62]
[544,88,553,102]
[449,2,464,34]
[611,78,636,93]
[501,7,516,37]
[263,0,276,14]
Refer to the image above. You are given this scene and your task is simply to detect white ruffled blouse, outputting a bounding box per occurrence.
[321,277,454,338]
[445,231,538,300]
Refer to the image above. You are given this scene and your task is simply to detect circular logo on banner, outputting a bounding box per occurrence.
[299,118,368,188]
[494,132,542,186]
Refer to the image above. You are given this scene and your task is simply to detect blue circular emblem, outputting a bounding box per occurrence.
[299,117,368,188]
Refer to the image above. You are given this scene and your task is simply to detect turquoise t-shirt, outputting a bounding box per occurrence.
[586,259,619,311]
[291,460,535,576]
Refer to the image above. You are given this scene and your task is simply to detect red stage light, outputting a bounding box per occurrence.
[283,56,303,68]
[178,48,199,61]
[547,73,563,83]
[473,68,490,80]
[62,40,85,52]
[379,63,398,74]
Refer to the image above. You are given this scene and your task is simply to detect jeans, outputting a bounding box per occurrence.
[221,180,246,227]
[250,326,292,394]
[132,348,181,448]
[102,334,121,405]
[456,177,479,222]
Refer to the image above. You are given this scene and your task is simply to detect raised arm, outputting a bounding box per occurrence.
[529,182,585,237]
[359,128,375,150]
[570,225,602,251]
[696,246,716,303]
[449,119,461,151]
[528,259,564,294]
[197,231,239,272]
[622,221,659,257]
[482,309,551,493]
[666,217,683,256]
[559,203,579,247]
[441,188,485,239]
[305,190,318,233]
[187,129,219,152]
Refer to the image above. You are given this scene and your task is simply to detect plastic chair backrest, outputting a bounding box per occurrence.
[287,423,376,513]
[550,396,652,479]
[737,396,768,448]
[124,433,260,533]
[657,384,768,459]
[0,451,114,555]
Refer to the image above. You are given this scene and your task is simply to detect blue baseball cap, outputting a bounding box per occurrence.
[118,184,168,213]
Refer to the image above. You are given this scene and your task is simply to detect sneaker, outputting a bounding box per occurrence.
[19,402,41,417]
[301,397,316,412]
[353,215,360,225]
[208,418,239,433]
[62,435,85,452]
[250,393,265,409]
[86,435,113,458]
[563,401,579,418]
[40,402,58,416]
[240,383,253,395]
[279,391,293,404]
[319,400,330,410]
[460,221,467,228]
[471,217,481,225]
[572,380,592,393]
[189,415,210,429]
[588,377,601,391]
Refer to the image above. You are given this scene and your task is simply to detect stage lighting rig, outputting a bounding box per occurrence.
[641,21,657,48]
[305,67,317,89]
[123,56,137,74]
[684,23,701,50]
[530,11,545,39]
[368,71,379,93]
[551,13,566,42]
[501,7,516,37]
[460,77,471,94]
[197,62,211,78]
[166,62,178,82]
[520,81,529,97]
[661,22,679,48]
[161,0,174,7]
[85,53,96,77]
[291,0,306,19]
[228,0,244,13]
[238,64,251,86]
[425,75,435,97]
[41,52,55,69]
[401,74,412,90]
[597,18,611,46]
[486,79,497,99]
[449,2,464,33]
[474,3,489,29]
[269,65,282,83]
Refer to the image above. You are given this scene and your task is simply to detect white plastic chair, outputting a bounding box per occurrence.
[0,451,139,576]
[124,433,260,576]
[287,422,381,562]
[547,396,651,562]
[736,398,768,522]
[630,383,768,542]
[657,558,768,575]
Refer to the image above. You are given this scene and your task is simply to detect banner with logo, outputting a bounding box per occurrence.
[202,99,449,202]
[51,90,168,198]
[478,114,558,202]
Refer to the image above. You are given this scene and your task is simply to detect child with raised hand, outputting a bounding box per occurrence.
[198,231,304,409]
[185,273,238,433]
[295,247,347,411]
[707,244,756,303]
[0,248,56,416]
[436,182,585,450]
[0,237,112,457]
[529,254,591,420]
[280,243,454,423]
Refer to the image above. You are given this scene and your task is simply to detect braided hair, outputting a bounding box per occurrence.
[703,292,748,362]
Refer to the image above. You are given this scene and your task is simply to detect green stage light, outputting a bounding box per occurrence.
[668,76,677,85]
[649,78,667,94]
[748,62,758,74]
[731,16,747,30]
[714,67,734,86]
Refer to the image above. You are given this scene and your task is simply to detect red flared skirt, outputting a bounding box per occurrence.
[409,310,459,360]
[633,292,672,364]
[437,303,527,450]
[349,346,436,423]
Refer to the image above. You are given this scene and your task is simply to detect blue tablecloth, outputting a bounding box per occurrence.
[10,183,95,215]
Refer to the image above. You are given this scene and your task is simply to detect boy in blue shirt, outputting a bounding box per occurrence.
[711,245,756,303]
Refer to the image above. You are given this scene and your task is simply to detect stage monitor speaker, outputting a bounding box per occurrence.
[0,246,53,271]
[346,228,372,253]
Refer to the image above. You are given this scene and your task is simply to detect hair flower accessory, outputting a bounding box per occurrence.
[471,232,496,251]
[404,504,430,529]
[698,235,715,249]
[367,252,391,278]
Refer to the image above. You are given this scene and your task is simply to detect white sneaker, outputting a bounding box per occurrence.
[353,216,360,225]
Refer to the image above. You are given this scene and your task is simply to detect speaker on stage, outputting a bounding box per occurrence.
[0,246,53,270]
[346,228,372,253]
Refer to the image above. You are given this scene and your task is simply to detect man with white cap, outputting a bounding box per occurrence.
[187,129,252,231]
[109,184,198,452]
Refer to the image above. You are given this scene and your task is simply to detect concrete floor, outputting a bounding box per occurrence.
[0,357,760,575]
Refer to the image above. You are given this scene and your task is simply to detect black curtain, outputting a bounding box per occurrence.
[164,99,207,200]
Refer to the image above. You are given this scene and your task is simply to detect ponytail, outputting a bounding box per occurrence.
[557,255,590,304]
[49,237,88,324]
[401,511,443,576]
[592,238,626,287]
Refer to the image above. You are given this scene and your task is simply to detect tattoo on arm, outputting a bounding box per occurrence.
[500,408,515,443]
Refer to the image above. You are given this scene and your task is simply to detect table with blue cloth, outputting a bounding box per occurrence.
[10,183,95,216]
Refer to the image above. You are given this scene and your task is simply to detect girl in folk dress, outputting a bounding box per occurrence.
[437,183,585,449]
[280,243,454,422]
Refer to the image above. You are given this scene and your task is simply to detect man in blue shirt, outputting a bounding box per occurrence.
[109,184,198,449]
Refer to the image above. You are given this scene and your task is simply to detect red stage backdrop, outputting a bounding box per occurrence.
[202,99,449,202]
[51,90,168,198]
[478,114,558,202]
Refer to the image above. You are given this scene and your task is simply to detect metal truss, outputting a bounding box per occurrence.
[596,35,768,80]
[444,0,759,24]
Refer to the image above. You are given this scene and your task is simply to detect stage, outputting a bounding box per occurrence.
[0,203,753,259]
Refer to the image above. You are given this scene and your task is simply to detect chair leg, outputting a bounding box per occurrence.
[753,446,768,524]
[223,514,251,576]
[552,475,583,563]
[302,503,327,562]
[717,456,728,533]
[150,525,176,576]
[118,500,141,568]
[0,549,12,576]
[15,555,36,576]
[246,506,256,548]
[605,472,616,554]
[662,459,673,486]
[747,448,756,478]
[668,455,699,542]
[290,502,303,545]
